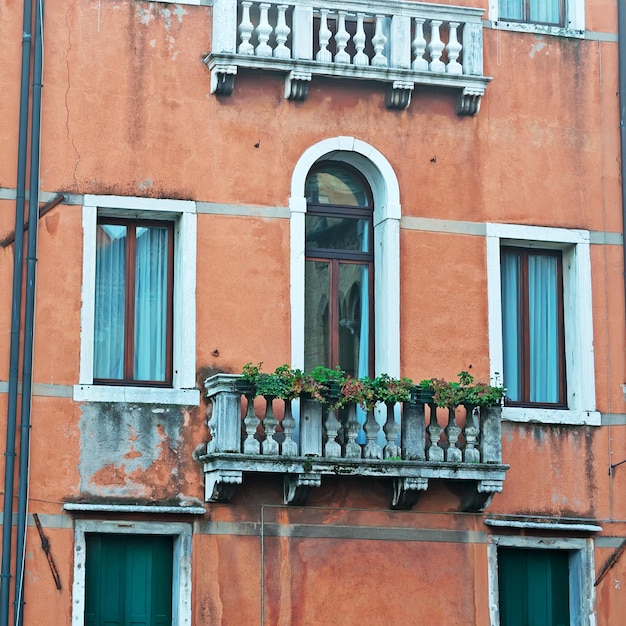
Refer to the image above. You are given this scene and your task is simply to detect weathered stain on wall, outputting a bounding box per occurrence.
[78,402,201,502]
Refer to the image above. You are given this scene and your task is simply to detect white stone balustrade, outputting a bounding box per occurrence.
[206,0,490,113]
[201,374,508,510]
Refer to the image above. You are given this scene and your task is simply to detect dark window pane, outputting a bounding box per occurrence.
[305,165,370,206]
[304,261,330,371]
[338,263,370,378]
[306,216,371,253]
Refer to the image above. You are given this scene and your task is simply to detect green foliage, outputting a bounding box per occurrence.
[235,366,505,408]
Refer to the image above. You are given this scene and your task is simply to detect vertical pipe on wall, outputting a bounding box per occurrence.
[0,0,33,622]
[13,0,44,623]
[619,0,626,314]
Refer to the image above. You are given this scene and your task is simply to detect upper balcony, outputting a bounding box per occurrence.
[200,374,508,511]
[205,0,491,113]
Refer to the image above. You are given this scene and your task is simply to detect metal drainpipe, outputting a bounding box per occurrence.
[620,0,626,313]
[13,1,44,624]
[0,0,33,622]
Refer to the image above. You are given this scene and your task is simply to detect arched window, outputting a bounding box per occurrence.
[303,163,374,377]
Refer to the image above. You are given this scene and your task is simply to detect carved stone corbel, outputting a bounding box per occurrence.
[210,64,238,96]
[391,476,428,510]
[284,473,322,505]
[205,469,243,502]
[457,87,482,116]
[285,70,312,101]
[459,479,503,512]
[386,80,414,110]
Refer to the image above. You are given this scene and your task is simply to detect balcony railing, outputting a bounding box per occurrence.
[200,374,508,511]
[205,0,490,113]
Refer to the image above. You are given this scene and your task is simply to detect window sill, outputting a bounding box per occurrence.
[502,407,600,426]
[73,384,200,405]
[488,20,585,39]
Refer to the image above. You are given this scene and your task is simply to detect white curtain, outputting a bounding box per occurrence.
[499,0,560,24]
[94,224,127,380]
[134,226,169,382]
[528,254,559,402]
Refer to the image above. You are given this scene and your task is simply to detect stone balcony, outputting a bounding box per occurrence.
[205,0,490,113]
[200,374,508,511]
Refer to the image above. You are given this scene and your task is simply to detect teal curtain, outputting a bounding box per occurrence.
[499,0,560,24]
[501,252,521,401]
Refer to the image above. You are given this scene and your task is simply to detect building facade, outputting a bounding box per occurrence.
[0,0,625,623]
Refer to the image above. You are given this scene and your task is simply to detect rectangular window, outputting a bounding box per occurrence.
[498,547,570,626]
[94,219,174,386]
[498,0,563,26]
[501,247,566,407]
[85,534,173,626]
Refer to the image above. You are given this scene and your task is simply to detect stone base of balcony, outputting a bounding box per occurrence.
[205,53,490,115]
[200,453,509,512]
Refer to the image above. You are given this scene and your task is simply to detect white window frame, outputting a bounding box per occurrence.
[486,223,600,425]
[289,136,401,377]
[488,0,585,37]
[488,534,596,626]
[74,195,199,405]
[71,519,192,626]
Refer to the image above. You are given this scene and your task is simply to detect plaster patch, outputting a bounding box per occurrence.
[529,39,547,58]
[150,39,156,47]
[160,8,172,30]
[137,178,153,190]
[137,7,153,25]
[173,5,187,22]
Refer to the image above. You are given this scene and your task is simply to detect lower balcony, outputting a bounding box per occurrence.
[201,374,508,511]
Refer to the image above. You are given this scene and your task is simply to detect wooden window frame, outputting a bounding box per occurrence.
[499,0,565,27]
[501,246,566,408]
[305,163,375,376]
[94,217,174,388]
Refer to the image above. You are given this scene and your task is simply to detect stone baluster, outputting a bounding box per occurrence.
[300,396,323,456]
[371,15,388,67]
[353,13,369,66]
[205,374,244,454]
[255,3,273,57]
[238,1,255,55]
[480,406,503,463]
[461,21,483,76]
[364,408,383,459]
[324,407,342,458]
[335,12,350,64]
[316,8,332,62]
[274,5,291,59]
[281,399,298,456]
[426,403,444,461]
[261,396,279,455]
[427,20,445,73]
[463,405,480,463]
[383,402,400,458]
[445,406,462,463]
[401,399,425,460]
[411,18,428,71]
[446,22,463,75]
[343,403,362,459]
[242,391,261,454]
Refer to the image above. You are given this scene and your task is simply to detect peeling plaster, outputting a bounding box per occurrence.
[529,39,547,58]
[79,403,186,500]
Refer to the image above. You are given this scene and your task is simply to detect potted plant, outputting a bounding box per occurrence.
[371,373,413,405]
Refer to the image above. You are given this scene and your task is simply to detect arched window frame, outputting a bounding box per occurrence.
[290,137,401,377]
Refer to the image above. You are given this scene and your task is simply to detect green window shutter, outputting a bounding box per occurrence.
[85,534,173,626]
[499,548,569,626]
